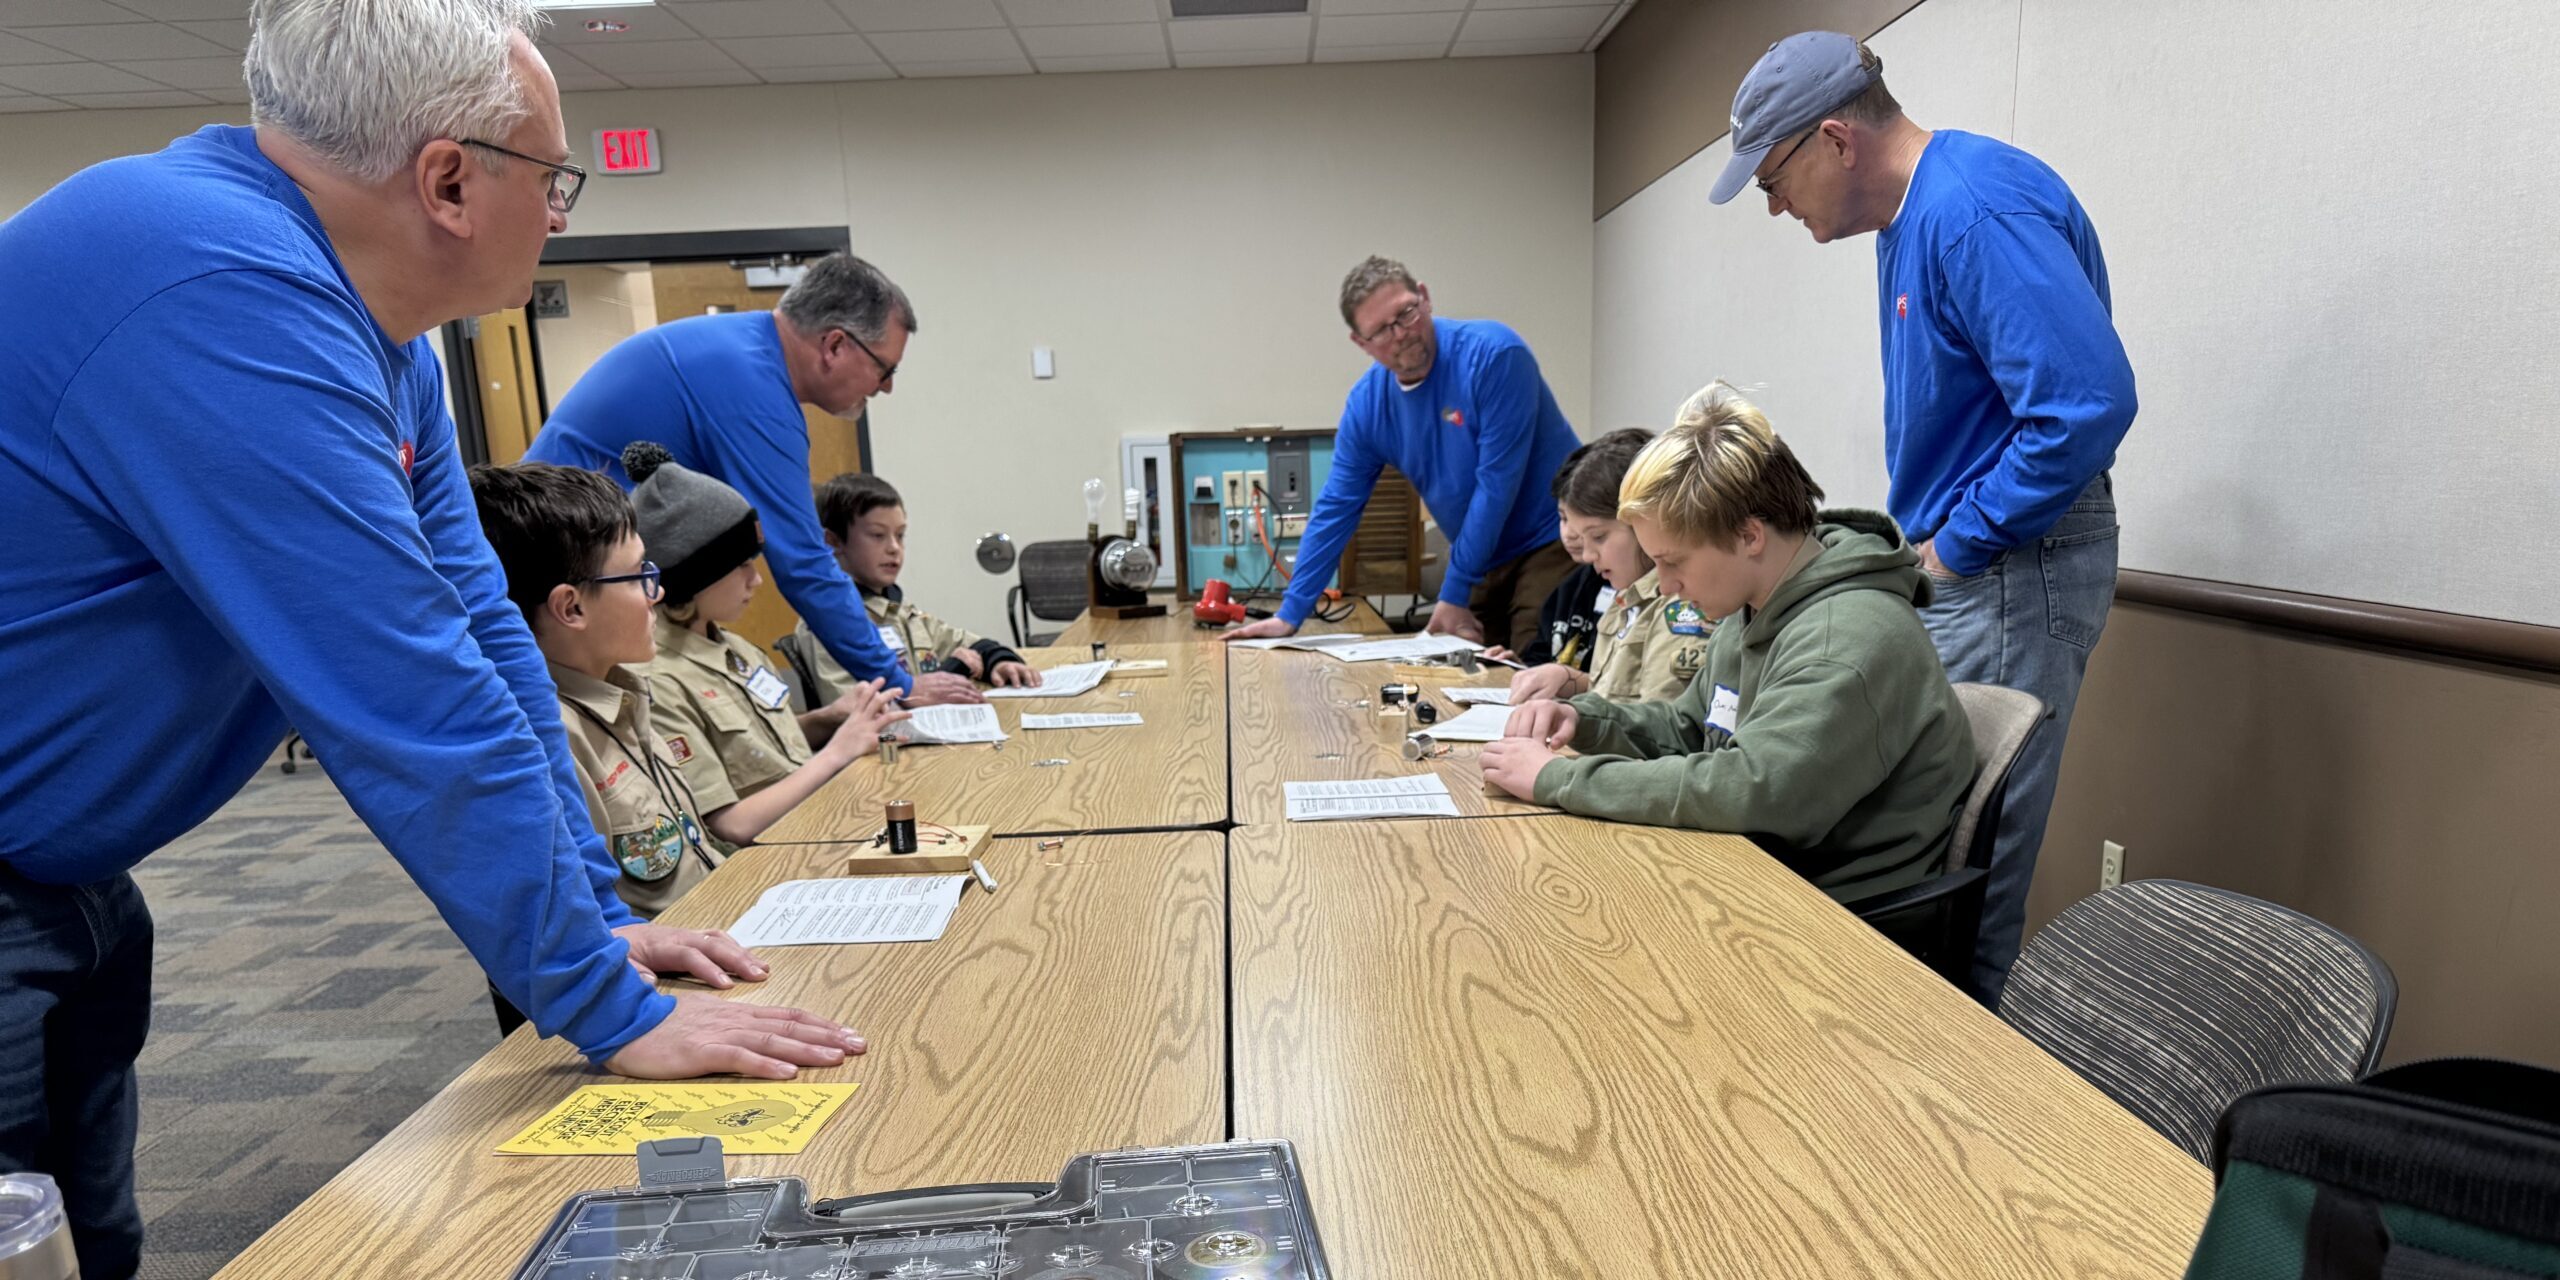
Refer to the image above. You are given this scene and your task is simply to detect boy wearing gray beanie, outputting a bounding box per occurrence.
[624,442,905,845]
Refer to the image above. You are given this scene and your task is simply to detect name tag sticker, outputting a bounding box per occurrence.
[745,666,790,711]
[1706,684,1741,736]
[877,625,906,653]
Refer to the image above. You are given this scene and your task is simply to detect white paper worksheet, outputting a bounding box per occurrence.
[1412,703,1514,742]
[1019,712,1144,730]
[897,703,1007,744]
[1283,774,1462,822]
[983,659,1112,698]
[1443,686,1515,706]
[727,875,967,947]
[1322,634,1484,664]
[1228,633,1369,653]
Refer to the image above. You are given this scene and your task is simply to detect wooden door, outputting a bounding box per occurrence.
[643,262,868,657]
[473,307,543,465]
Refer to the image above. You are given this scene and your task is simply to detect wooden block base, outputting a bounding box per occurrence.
[843,823,992,875]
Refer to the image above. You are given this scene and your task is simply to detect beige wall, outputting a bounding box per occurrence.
[533,264,658,410]
[2040,606,2560,1067]
[0,56,1595,643]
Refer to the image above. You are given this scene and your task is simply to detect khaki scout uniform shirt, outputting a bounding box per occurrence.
[552,662,718,919]
[791,589,985,704]
[1587,568,1717,704]
[646,617,813,815]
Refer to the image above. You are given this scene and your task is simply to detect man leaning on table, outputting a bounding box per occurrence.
[1712,32,2136,1003]
[1226,256,1583,652]
[0,3,860,1275]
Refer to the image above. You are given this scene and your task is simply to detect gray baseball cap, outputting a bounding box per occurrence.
[1708,31,1881,205]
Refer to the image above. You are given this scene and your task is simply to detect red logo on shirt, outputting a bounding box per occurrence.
[398,439,415,475]
[601,760,631,790]
[1441,407,1465,428]
[666,735,693,763]
[1896,294,1909,320]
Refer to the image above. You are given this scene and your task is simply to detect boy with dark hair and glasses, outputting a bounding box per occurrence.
[469,461,737,921]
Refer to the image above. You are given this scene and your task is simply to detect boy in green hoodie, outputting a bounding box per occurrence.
[1482,382,1974,905]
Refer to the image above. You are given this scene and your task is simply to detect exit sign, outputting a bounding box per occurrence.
[594,128,661,175]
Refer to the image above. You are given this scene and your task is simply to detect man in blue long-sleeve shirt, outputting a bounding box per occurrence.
[0,7,860,1274]
[526,256,981,708]
[1713,33,2137,1003]
[1227,257,1582,650]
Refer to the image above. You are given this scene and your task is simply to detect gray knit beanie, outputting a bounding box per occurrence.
[622,441,761,606]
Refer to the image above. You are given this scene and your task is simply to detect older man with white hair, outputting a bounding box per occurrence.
[0,3,862,1273]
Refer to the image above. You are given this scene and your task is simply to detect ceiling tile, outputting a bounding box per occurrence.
[20,21,231,58]
[1316,0,1460,11]
[54,87,206,106]
[1448,35,1585,56]
[0,92,70,109]
[662,0,847,38]
[1032,49,1168,72]
[108,0,248,20]
[552,69,626,91]
[753,61,895,81]
[568,38,745,73]
[1014,20,1156,57]
[1313,10,1455,47]
[1167,13,1307,52]
[109,53,237,88]
[611,66,764,88]
[1173,46,1305,67]
[194,82,244,102]
[831,0,1002,33]
[717,32,882,69]
[0,0,142,25]
[1455,5,1606,43]
[0,30,84,62]
[1469,0,1616,7]
[998,0,1154,24]
[538,7,698,44]
[0,58,159,91]
[866,26,1019,61]
[169,18,245,48]
[892,56,1033,77]
[1314,41,1447,62]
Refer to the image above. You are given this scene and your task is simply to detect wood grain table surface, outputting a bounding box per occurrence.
[211,830,1227,1280]
[1053,596,1389,648]
[1227,645,1553,824]
[1230,816,2215,1277]
[758,642,1228,842]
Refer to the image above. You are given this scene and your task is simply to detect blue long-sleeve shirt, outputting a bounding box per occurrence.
[1282,318,1579,626]
[525,314,911,695]
[0,125,669,1062]
[1878,129,2138,577]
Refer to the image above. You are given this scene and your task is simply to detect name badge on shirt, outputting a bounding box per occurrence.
[1705,684,1741,736]
[876,624,906,653]
[744,665,790,711]
[1592,586,1617,614]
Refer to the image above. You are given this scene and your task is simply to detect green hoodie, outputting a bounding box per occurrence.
[1533,509,1975,904]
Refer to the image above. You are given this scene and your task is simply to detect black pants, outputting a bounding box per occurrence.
[0,865,151,1280]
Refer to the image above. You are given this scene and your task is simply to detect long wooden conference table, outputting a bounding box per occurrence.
[211,609,2212,1278]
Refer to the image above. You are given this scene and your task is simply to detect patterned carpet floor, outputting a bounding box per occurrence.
[128,753,500,1280]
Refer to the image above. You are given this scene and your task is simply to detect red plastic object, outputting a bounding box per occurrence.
[1193,579,1247,625]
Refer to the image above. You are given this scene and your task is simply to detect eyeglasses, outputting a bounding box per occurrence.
[1755,128,1819,198]
[458,138,587,213]
[582,561,662,601]
[838,328,898,383]
[1354,298,1428,347]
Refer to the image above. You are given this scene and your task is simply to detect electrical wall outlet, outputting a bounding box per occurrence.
[1221,471,1245,509]
[1226,514,1243,544]
[1278,513,1308,538]
[2100,840,2126,890]
[1245,469,1268,504]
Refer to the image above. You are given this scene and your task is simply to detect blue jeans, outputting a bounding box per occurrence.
[0,865,151,1280]
[1917,474,2118,1007]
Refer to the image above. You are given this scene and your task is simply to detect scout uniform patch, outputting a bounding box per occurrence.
[647,615,814,816]
[552,662,718,919]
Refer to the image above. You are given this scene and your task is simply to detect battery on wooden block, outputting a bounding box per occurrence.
[843,822,992,876]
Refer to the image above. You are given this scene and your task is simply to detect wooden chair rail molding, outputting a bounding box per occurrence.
[2117,570,2560,675]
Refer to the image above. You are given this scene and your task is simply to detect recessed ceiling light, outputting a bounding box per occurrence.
[583,17,627,32]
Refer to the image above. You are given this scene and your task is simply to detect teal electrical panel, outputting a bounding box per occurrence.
[1176,432,1336,598]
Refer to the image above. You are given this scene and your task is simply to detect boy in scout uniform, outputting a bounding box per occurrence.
[1510,428,1716,706]
[468,462,717,920]
[623,442,907,847]
[795,472,1040,701]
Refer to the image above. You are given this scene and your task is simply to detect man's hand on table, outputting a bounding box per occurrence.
[1222,617,1297,641]
[605,994,867,1081]
[1423,600,1486,643]
[615,923,768,989]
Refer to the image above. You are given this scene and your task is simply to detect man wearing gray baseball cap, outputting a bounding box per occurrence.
[1711,32,2137,1006]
